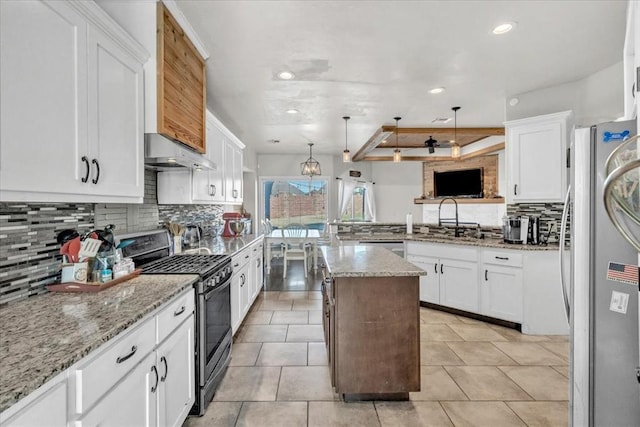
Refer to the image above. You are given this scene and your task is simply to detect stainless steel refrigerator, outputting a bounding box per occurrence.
[568,121,640,426]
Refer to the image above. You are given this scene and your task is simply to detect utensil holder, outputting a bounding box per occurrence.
[173,236,182,254]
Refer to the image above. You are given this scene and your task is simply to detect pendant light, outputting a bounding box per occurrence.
[342,116,351,163]
[451,106,461,159]
[393,116,402,163]
[301,143,321,177]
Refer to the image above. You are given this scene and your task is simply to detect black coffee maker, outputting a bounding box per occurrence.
[527,216,541,245]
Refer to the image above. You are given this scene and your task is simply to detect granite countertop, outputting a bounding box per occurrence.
[0,274,198,412]
[198,233,263,255]
[337,233,560,251]
[321,245,427,278]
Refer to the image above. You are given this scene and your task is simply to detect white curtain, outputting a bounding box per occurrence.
[338,179,357,219]
[364,182,376,221]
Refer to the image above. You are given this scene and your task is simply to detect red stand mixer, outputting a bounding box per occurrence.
[222,212,243,237]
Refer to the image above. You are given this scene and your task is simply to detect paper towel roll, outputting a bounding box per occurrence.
[406,213,413,234]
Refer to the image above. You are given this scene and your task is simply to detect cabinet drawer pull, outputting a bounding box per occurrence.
[173,305,185,317]
[81,156,90,183]
[160,356,168,382]
[91,159,100,184]
[234,262,239,267]
[151,365,159,393]
[245,254,249,259]
[116,345,137,364]
[485,269,488,281]
[495,256,509,260]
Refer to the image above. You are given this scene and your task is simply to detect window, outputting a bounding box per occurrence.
[261,178,328,230]
[341,186,366,221]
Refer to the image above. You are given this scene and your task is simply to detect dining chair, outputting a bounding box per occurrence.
[263,218,284,262]
[282,223,312,278]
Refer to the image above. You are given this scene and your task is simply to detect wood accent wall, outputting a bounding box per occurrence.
[157,3,206,153]
[422,155,499,199]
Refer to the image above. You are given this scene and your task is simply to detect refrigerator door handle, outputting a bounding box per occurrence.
[559,185,571,322]
[603,159,640,251]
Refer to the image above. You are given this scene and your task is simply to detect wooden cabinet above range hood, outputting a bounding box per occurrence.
[157,2,206,153]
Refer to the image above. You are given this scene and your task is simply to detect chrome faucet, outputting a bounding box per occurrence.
[438,197,461,237]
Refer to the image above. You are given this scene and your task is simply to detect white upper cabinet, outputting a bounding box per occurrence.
[0,0,147,203]
[505,110,573,203]
[156,110,244,205]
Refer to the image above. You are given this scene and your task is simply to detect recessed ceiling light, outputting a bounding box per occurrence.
[431,118,452,124]
[167,158,176,163]
[381,139,387,144]
[429,87,445,94]
[278,71,295,80]
[492,22,516,35]
[286,109,299,114]
[509,97,520,106]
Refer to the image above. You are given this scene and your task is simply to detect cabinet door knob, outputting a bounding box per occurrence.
[81,156,90,183]
[91,159,100,184]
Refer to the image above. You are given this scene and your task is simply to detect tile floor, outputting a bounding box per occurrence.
[184,262,569,427]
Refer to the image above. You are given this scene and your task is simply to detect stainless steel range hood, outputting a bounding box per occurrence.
[144,133,215,171]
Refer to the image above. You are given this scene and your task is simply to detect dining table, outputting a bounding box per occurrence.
[265,229,321,273]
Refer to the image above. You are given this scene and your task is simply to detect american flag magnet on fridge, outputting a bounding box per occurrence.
[606,261,639,286]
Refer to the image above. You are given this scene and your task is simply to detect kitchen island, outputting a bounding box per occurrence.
[320,245,426,400]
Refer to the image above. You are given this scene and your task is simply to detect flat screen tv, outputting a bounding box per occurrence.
[434,168,483,198]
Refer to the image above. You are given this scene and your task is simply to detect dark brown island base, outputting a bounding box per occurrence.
[320,245,427,401]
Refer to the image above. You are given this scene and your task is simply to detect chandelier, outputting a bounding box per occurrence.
[301,143,321,177]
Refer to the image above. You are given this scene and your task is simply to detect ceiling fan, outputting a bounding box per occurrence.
[424,135,452,153]
[424,106,460,155]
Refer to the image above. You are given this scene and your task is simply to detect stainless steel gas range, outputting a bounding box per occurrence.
[119,230,232,416]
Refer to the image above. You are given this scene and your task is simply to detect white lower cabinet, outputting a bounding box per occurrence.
[480,251,524,322]
[406,243,479,312]
[76,351,157,427]
[156,315,195,427]
[73,289,194,427]
[231,238,264,334]
[407,241,566,334]
[406,254,439,304]
[231,250,251,334]
[439,258,479,313]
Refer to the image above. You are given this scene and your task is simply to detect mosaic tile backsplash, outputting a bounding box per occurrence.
[158,205,225,237]
[0,204,94,305]
[507,202,568,239]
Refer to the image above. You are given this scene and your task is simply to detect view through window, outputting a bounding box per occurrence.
[341,186,366,221]
[262,178,328,230]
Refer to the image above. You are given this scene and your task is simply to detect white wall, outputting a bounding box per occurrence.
[370,162,423,222]
[506,62,624,126]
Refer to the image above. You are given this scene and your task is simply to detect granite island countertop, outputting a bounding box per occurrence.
[0,274,199,412]
[337,232,560,251]
[321,245,427,278]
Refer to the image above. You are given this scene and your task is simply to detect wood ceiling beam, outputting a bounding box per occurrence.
[360,142,505,162]
[352,126,504,162]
